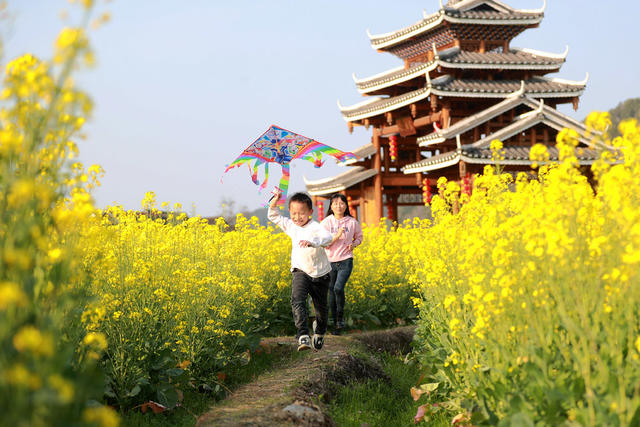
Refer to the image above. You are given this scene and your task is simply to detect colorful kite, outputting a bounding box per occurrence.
[222,125,357,204]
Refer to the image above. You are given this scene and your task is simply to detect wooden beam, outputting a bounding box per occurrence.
[381,111,441,136]
[382,176,422,186]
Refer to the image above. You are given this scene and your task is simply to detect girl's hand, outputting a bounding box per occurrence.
[346,244,353,251]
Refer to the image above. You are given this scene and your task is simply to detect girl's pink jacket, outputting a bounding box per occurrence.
[320,215,364,262]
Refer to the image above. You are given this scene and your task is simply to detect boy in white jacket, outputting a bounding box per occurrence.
[268,189,343,351]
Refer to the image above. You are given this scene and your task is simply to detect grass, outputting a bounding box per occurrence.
[119,343,302,427]
[327,351,450,427]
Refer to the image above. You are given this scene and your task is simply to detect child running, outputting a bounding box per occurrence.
[268,188,343,351]
[321,194,363,335]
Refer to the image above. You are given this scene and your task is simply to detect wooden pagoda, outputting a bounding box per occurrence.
[305,0,602,225]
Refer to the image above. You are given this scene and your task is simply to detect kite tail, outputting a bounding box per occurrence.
[277,163,290,205]
[296,141,357,164]
[221,158,250,183]
[259,163,269,191]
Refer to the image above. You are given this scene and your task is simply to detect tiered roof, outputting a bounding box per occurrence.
[354,46,568,94]
[402,145,600,173]
[403,95,605,173]
[339,74,587,121]
[416,91,591,146]
[368,0,546,55]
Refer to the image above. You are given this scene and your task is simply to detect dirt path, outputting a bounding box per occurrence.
[196,326,415,427]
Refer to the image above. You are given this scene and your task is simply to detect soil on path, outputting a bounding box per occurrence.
[196,326,415,427]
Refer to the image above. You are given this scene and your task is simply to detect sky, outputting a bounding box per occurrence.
[4,0,640,216]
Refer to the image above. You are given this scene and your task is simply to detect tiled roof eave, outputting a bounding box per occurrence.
[460,155,597,166]
[402,151,461,173]
[357,63,435,93]
[357,59,563,94]
[341,88,430,121]
[430,87,585,99]
[306,169,378,196]
[370,13,445,49]
[443,14,543,26]
[419,136,447,147]
[370,11,543,50]
[440,61,562,70]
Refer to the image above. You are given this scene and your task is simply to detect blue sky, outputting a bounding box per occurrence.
[5,1,640,215]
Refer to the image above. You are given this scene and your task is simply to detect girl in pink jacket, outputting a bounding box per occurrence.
[320,194,363,334]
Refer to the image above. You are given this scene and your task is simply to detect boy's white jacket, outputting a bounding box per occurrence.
[268,206,332,278]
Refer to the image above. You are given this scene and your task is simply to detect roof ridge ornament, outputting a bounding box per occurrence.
[508,80,526,98]
[579,72,590,86]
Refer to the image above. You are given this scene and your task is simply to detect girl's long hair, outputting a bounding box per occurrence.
[326,193,352,218]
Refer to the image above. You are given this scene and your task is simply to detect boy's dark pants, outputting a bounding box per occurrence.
[291,269,330,339]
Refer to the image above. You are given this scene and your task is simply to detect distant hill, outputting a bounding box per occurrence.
[606,97,640,138]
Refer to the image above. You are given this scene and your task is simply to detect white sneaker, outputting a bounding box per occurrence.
[297,335,311,351]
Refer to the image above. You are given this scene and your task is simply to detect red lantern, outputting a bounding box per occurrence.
[422,178,431,205]
[317,201,324,221]
[389,135,398,162]
[462,173,472,196]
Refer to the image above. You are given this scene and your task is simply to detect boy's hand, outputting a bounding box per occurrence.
[269,187,283,208]
[299,240,312,248]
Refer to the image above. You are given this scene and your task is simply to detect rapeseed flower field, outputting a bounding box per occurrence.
[2,2,640,426]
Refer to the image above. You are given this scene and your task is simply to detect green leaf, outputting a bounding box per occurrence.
[127,385,141,397]
[164,368,184,377]
[157,387,179,409]
[420,382,440,393]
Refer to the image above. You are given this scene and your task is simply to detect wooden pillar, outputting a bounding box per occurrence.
[442,101,451,128]
[383,139,390,173]
[543,128,549,143]
[459,160,467,181]
[392,195,399,223]
[531,128,537,146]
[479,40,486,53]
[373,127,383,225]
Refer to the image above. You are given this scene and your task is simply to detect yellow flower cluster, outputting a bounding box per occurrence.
[0,1,118,423]
[410,114,640,425]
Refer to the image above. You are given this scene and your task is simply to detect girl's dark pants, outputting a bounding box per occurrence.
[329,257,353,326]
[291,269,330,339]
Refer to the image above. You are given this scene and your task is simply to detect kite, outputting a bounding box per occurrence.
[222,125,357,204]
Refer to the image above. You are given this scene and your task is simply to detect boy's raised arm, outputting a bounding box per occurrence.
[267,188,290,231]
